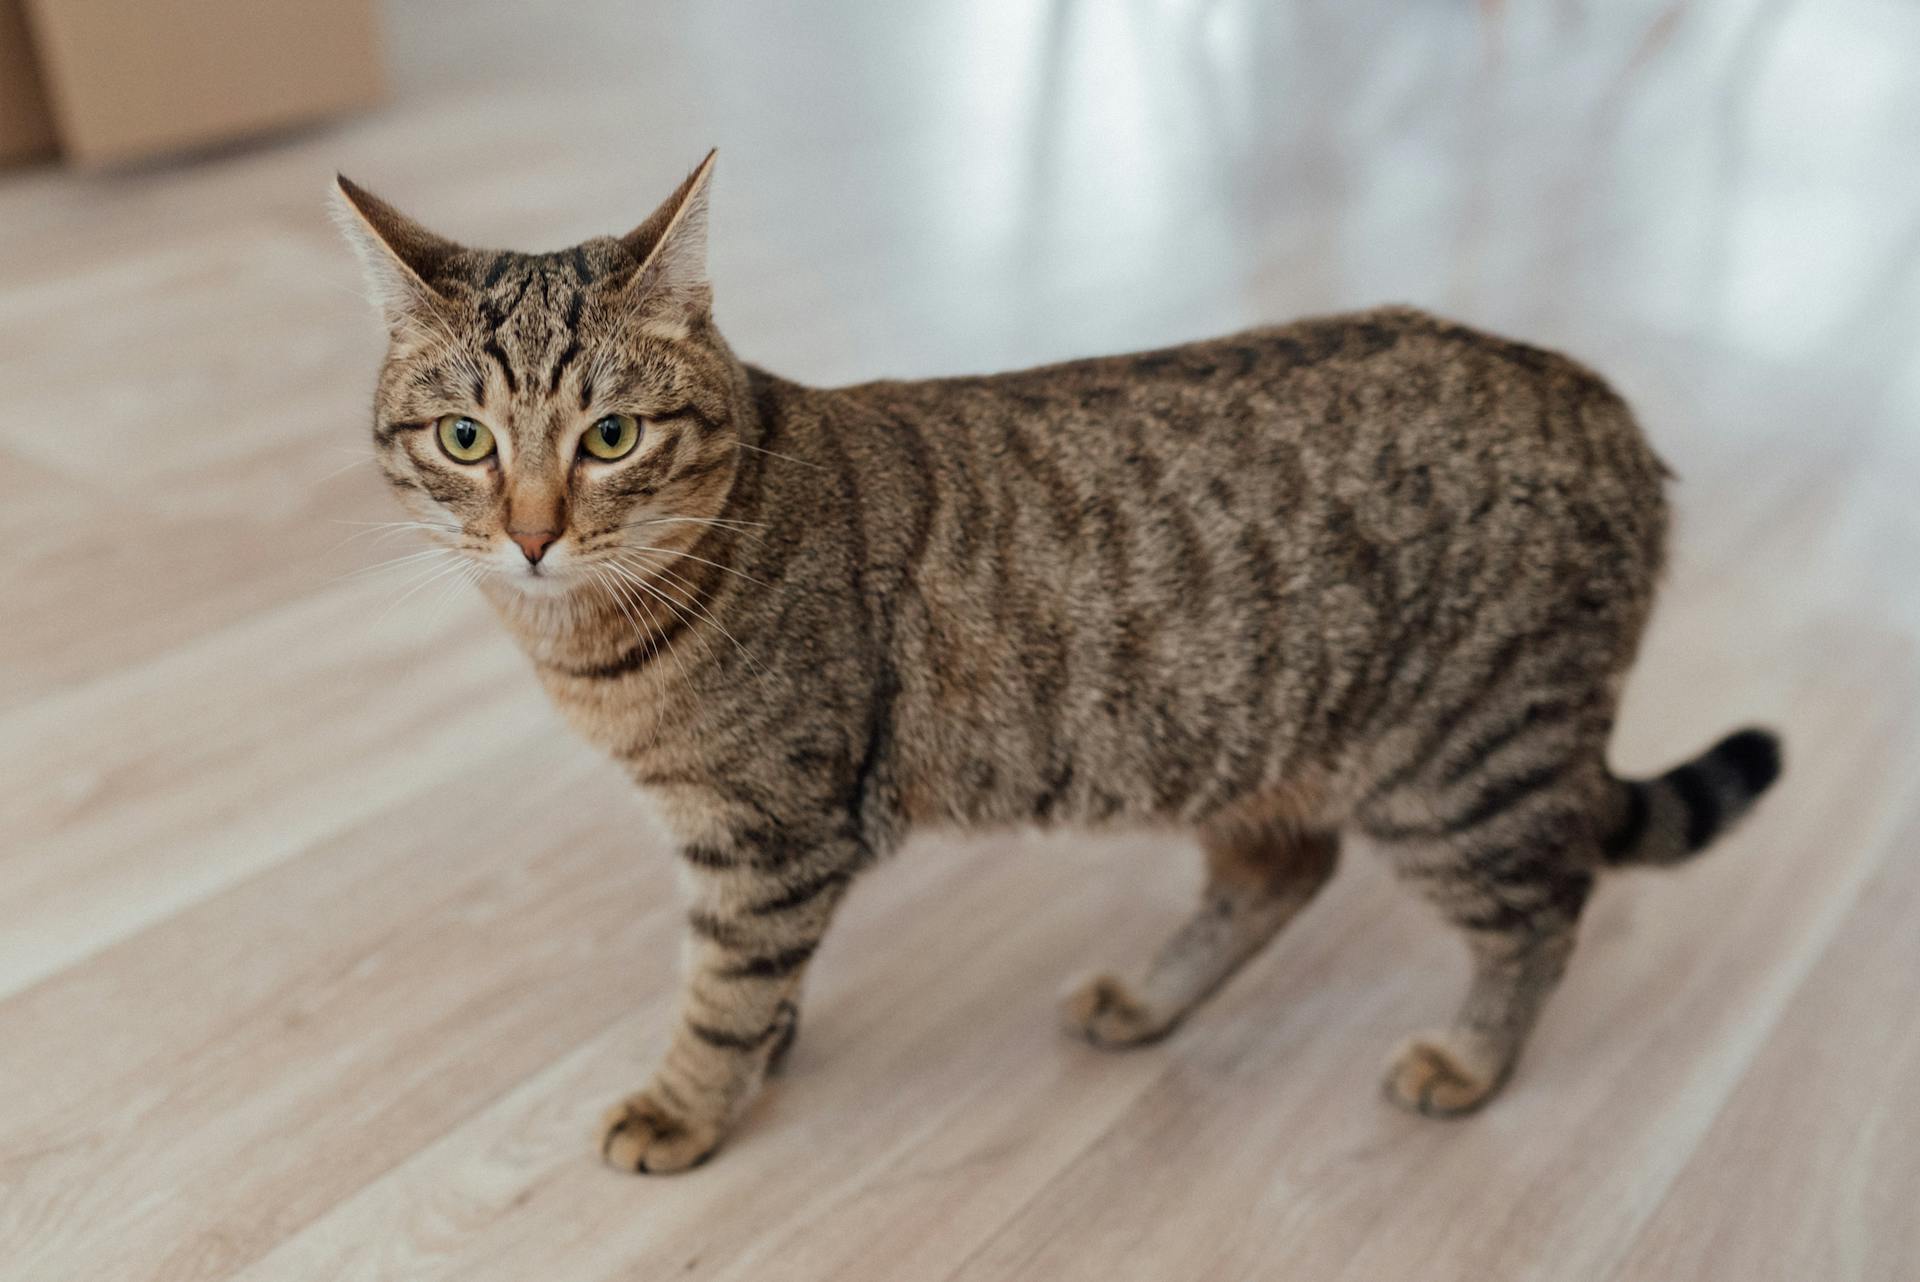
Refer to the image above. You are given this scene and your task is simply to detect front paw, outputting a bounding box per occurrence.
[1381,1032,1510,1118]
[600,1089,724,1174]
[1059,974,1174,1048]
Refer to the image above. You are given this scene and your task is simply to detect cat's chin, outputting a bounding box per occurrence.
[498,567,579,600]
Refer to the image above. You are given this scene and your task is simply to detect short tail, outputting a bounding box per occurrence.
[1602,728,1783,867]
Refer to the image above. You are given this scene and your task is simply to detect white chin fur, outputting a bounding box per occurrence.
[502,566,576,597]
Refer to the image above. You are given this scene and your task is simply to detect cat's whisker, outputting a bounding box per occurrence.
[590,566,702,709]
[617,541,768,588]
[609,552,764,678]
[731,438,824,471]
[328,519,463,552]
[368,551,471,628]
[315,454,379,484]
[332,519,462,530]
[422,560,487,630]
[602,557,728,675]
[334,545,464,582]
[591,565,647,643]
[620,515,767,543]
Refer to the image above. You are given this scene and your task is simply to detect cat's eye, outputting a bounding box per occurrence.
[581,413,641,461]
[435,414,495,463]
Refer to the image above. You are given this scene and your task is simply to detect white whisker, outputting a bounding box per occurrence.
[618,541,767,588]
[315,454,378,484]
[731,438,823,471]
[334,545,467,582]
[621,515,767,543]
[424,560,488,630]
[603,558,727,673]
[328,519,463,552]
[610,552,764,678]
[593,565,704,709]
[370,551,471,628]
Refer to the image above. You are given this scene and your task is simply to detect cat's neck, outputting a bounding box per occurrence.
[480,539,732,680]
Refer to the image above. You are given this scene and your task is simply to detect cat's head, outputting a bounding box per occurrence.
[333,151,747,597]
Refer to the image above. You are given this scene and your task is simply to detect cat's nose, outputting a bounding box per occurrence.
[509,529,560,564]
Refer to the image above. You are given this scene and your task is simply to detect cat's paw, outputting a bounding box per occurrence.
[599,1089,723,1174]
[1059,974,1173,1048]
[764,999,801,1076]
[1381,1033,1509,1118]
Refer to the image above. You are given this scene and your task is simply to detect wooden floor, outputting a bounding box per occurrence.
[4,0,1918,1278]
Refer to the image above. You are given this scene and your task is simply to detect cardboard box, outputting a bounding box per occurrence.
[0,0,56,164]
[2,0,381,168]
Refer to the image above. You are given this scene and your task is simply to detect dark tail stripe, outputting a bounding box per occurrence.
[1719,728,1783,794]
[1668,763,1721,850]
[1605,727,1782,866]
[1604,782,1651,858]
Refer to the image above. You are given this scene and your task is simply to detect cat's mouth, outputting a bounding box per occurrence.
[507,562,576,597]
[485,544,578,596]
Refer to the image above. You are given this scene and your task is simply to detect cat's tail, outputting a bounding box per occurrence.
[1600,728,1783,867]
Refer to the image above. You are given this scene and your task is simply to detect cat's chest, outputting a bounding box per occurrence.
[534,664,679,756]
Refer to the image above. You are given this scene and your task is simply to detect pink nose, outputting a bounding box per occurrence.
[509,528,559,564]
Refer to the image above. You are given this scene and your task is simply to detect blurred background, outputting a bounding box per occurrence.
[2,2,1916,1280]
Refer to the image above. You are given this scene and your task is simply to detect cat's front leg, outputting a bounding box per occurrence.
[601,833,853,1174]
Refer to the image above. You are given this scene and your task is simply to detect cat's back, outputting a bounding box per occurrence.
[826,306,1667,562]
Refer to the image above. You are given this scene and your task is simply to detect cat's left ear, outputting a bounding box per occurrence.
[331,176,463,330]
[617,149,717,319]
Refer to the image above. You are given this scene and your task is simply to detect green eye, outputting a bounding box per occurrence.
[435,414,495,463]
[582,413,640,461]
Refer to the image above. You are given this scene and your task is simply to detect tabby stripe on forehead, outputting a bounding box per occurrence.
[548,336,583,395]
[488,274,534,326]
[482,338,519,394]
[482,252,513,288]
[569,246,593,283]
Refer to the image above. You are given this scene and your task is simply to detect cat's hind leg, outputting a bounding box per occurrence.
[1061,809,1339,1048]
[1359,751,1603,1118]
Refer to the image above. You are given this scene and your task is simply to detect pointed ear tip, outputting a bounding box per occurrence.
[331,174,371,216]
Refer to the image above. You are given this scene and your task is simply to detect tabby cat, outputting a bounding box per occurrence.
[333,152,1781,1173]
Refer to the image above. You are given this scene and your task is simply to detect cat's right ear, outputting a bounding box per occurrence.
[331,176,461,330]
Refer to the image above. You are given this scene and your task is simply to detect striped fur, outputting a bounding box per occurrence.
[334,158,1783,1171]
[1604,728,1783,866]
